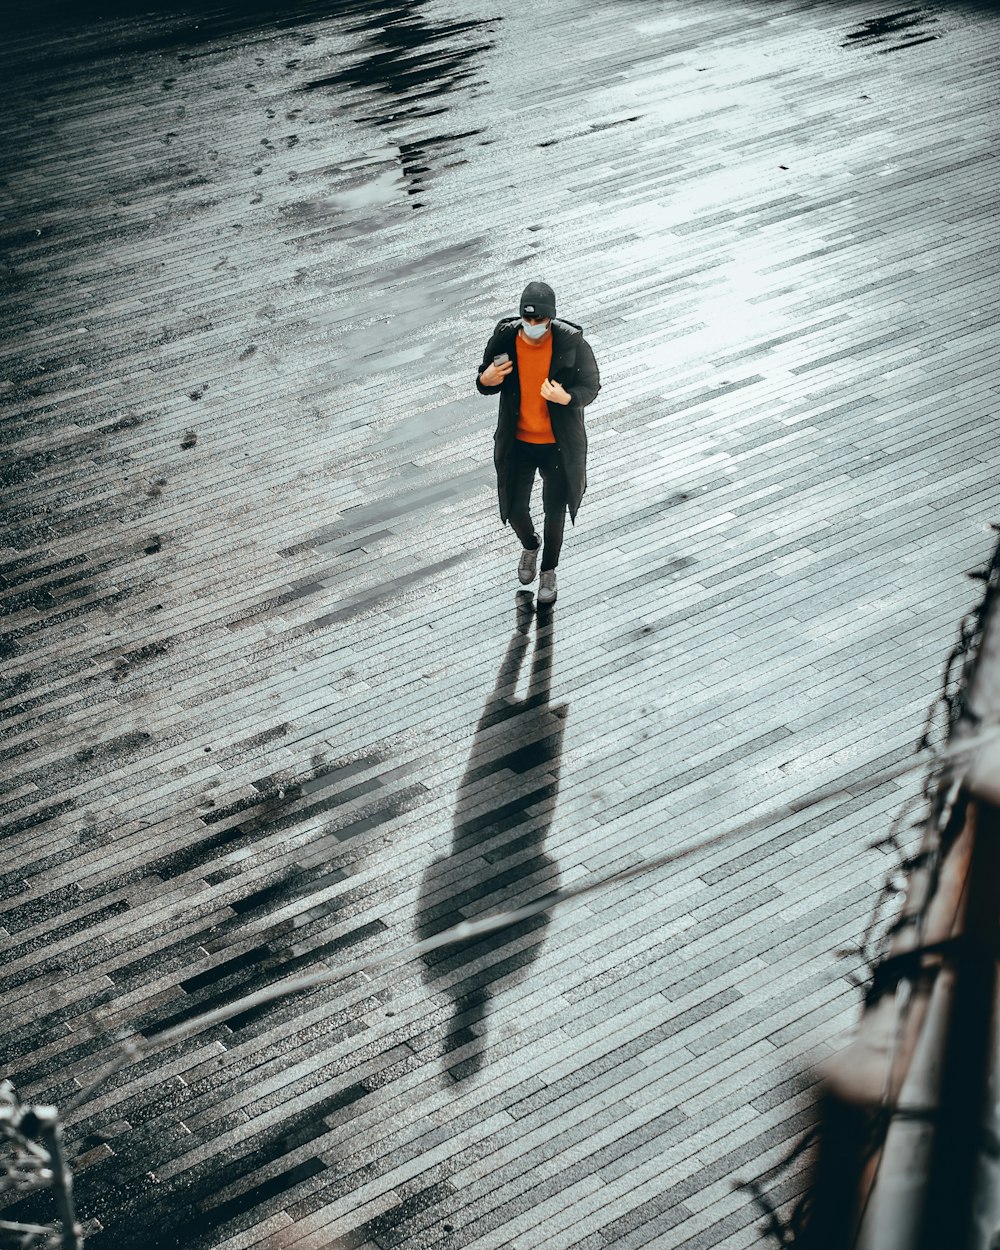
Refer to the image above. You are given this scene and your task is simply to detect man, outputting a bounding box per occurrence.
[476,281,601,605]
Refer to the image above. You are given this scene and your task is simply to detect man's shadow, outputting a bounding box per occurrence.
[417,593,565,1082]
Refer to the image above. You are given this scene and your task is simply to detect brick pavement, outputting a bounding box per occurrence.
[2,0,1000,1246]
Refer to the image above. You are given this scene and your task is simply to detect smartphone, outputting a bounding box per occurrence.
[493,353,510,366]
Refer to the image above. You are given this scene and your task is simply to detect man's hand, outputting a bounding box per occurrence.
[480,359,514,387]
[541,377,572,405]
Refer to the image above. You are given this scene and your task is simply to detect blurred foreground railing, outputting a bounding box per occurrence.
[794,531,1000,1250]
[1,1082,82,1250]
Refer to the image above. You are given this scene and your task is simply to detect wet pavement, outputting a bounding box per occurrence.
[3,1,1000,1247]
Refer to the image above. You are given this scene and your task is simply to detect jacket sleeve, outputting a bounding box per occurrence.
[566,336,601,409]
[476,332,503,395]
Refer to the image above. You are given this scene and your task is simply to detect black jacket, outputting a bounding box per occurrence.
[476,317,601,524]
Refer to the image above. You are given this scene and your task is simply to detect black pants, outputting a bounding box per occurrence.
[507,440,568,572]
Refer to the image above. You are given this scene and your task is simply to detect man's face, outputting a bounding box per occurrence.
[522,315,551,329]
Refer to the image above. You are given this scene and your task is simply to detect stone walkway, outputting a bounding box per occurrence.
[2,1,999,1247]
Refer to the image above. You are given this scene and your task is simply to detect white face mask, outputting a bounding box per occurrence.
[521,318,550,340]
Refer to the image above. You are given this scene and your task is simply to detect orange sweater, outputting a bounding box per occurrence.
[515,331,555,443]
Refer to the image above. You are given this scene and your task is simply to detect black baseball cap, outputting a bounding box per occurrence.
[520,281,556,319]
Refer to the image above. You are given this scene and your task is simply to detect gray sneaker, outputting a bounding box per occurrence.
[537,570,557,605]
[518,541,539,585]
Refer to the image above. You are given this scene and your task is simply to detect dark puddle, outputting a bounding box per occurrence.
[538,113,642,149]
[7,0,501,94]
[299,6,498,208]
[416,593,564,1081]
[303,8,500,118]
[198,747,388,827]
[842,8,940,50]
[130,914,386,1040]
[10,1073,361,1250]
